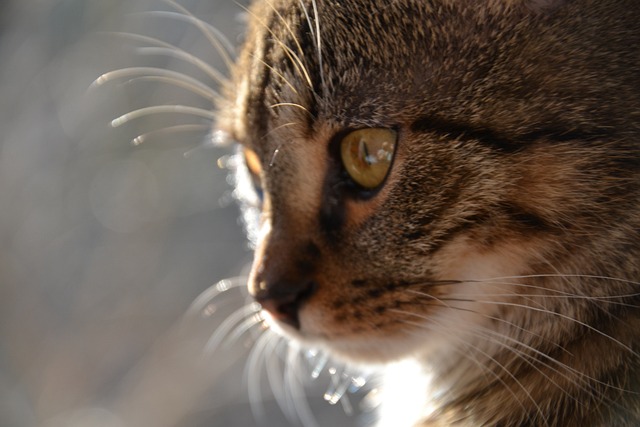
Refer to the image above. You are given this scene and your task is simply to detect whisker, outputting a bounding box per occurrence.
[91,66,213,96]
[261,122,299,140]
[397,315,543,425]
[442,291,640,307]
[448,309,630,409]
[401,291,640,398]
[131,124,212,146]
[240,3,314,90]
[310,0,325,97]
[479,327,638,401]
[225,311,267,347]
[154,3,235,68]
[468,300,639,357]
[135,47,227,85]
[324,366,354,408]
[269,102,312,115]
[269,145,281,168]
[203,302,261,354]
[323,366,341,404]
[297,0,316,46]
[399,279,464,287]
[472,274,640,288]
[111,105,216,127]
[404,289,570,354]
[475,327,590,407]
[264,337,296,423]
[295,0,324,95]
[267,1,322,94]
[246,331,274,422]
[186,277,247,318]
[402,274,640,289]
[404,275,640,310]
[100,31,227,84]
[122,76,217,100]
[285,345,319,427]
[249,52,300,95]
[310,351,329,379]
[265,0,308,63]
[336,376,356,415]
[399,312,549,424]
[100,30,177,49]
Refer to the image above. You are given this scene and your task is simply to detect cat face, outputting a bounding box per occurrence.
[217,0,640,368]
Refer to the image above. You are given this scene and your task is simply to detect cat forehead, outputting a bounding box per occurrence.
[221,0,566,147]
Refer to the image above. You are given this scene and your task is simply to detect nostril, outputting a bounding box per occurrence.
[255,280,317,329]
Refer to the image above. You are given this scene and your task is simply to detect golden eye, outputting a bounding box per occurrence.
[243,147,262,177]
[340,128,397,189]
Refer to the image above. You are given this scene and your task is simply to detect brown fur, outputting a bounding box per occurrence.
[217,0,640,425]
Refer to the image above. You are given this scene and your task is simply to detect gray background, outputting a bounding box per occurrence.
[0,0,369,426]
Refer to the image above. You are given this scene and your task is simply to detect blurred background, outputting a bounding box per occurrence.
[0,1,368,426]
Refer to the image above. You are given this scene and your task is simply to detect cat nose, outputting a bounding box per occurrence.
[252,279,317,329]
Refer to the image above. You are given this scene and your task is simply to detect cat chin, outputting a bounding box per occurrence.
[266,316,438,364]
[322,341,430,365]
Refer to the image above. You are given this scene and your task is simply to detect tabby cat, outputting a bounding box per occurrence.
[215,0,640,425]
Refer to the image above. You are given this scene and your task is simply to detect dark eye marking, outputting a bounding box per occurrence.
[410,115,616,152]
[367,288,385,298]
[500,203,551,231]
[374,305,386,315]
[352,279,368,288]
[410,115,520,152]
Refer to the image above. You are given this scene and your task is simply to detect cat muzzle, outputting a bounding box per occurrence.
[252,279,317,329]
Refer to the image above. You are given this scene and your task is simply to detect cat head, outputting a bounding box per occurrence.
[216,0,640,364]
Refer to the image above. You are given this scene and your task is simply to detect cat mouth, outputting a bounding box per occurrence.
[258,301,442,364]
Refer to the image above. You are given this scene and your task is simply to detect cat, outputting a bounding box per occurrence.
[214,0,640,425]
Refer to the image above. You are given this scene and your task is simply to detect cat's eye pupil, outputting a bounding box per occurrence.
[340,128,397,190]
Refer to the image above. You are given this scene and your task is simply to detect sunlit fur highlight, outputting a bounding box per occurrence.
[218,0,640,426]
